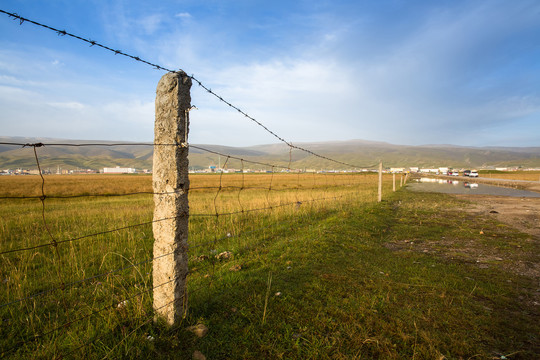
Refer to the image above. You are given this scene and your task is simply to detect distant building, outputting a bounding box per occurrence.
[439,167,449,175]
[420,168,439,174]
[103,166,136,174]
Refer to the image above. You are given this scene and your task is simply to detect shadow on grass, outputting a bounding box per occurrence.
[143,191,539,359]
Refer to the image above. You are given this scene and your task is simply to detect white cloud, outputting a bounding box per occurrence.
[1,0,539,147]
[186,58,360,145]
[302,1,540,145]
[138,14,165,35]
[175,12,192,19]
[47,101,86,110]
[102,100,154,126]
[0,75,41,88]
[0,84,41,104]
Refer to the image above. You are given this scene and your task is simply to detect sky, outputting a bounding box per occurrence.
[1,0,540,148]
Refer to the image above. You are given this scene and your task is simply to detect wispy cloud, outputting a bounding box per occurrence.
[175,12,192,19]
[0,0,539,146]
[138,14,165,35]
[47,101,85,110]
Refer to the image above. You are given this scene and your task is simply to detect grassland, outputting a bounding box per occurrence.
[0,173,538,359]
[478,170,540,182]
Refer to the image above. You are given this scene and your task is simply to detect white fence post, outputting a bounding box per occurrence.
[153,71,191,325]
[378,161,383,202]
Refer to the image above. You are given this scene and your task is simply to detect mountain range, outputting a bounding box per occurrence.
[1,136,539,171]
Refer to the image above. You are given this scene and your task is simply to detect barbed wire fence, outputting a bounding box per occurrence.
[0,9,396,358]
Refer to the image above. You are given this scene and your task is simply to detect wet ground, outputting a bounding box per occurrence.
[406,177,540,282]
[408,178,540,198]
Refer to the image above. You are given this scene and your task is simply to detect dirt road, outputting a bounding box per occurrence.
[455,194,540,239]
[454,194,540,282]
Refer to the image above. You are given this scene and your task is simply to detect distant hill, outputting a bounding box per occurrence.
[0,136,539,171]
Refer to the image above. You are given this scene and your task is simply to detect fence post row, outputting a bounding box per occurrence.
[153,71,192,325]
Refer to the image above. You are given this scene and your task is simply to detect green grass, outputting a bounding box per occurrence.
[1,175,538,359]
[176,191,538,359]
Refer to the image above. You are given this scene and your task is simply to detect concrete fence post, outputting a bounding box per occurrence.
[378,161,383,202]
[153,71,192,325]
[393,173,396,192]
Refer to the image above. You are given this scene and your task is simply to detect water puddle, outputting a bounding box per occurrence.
[408,178,540,198]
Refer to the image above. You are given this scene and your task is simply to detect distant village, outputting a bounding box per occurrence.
[0,166,149,176]
[1,164,539,176]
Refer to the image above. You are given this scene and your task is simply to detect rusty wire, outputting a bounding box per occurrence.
[0,9,380,357]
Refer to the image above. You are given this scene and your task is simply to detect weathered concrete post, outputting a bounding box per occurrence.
[153,71,191,325]
[378,161,383,202]
[392,173,396,192]
[400,175,403,187]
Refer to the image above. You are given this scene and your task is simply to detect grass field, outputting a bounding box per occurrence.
[479,170,540,182]
[1,173,538,359]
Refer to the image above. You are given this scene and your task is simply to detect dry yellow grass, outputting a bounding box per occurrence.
[0,174,152,197]
[481,171,540,182]
[0,172,383,197]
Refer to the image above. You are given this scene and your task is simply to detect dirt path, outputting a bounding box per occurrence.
[453,194,540,284]
[454,194,540,240]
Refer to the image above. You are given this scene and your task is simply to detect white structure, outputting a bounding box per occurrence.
[419,168,439,173]
[103,166,136,174]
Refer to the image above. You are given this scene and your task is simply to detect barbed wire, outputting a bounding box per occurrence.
[0,141,153,147]
[3,180,373,357]
[0,180,360,200]
[1,170,367,256]
[1,185,371,359]
[0,215,152,255]
[189,192,354,251]
[1,176,343,307]
[0,142,377,202]
[0,9,387,358]
[51,189,370,358]
[28,143,73,324]
[0,10,375,169]
[0,10,175,72]
[0,143,373,292]
[0,189,357,256]
[1,152,363,311]
[0,190,355,344]
[0,141,379,174]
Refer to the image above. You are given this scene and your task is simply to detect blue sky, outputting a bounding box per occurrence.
[1,0,539,147]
